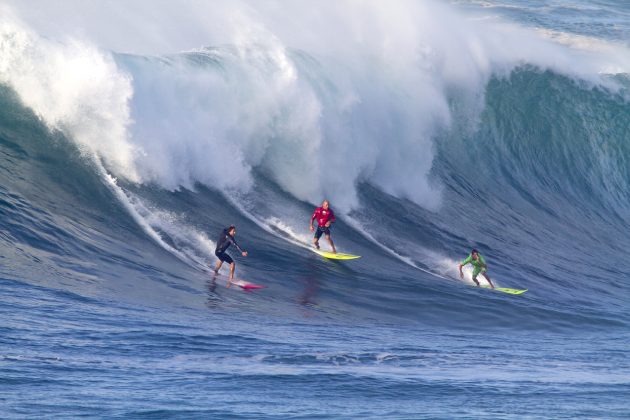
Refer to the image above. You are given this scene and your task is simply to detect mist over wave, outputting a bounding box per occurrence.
[2,0,630,213]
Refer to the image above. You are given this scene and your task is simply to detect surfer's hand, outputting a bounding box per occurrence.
[325,222,331,227]
[459,271,463,279]
[242,251,248,257]
[310,225,314,232]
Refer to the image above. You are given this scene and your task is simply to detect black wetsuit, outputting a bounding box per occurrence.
[215,229,244,264]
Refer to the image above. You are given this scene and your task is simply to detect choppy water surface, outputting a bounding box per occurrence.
[1,0,629,417]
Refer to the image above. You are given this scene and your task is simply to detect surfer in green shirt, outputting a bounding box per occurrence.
[459,248,495,289]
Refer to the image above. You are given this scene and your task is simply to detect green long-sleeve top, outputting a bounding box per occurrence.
[461,253,486,268]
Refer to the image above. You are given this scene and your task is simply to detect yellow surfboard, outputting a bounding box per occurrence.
[313,249,361,260]
[494,287,528,295]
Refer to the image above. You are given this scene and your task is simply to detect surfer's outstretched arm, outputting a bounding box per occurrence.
[459,254,473,278]
[458,260,470,278]
[229,236,248,257]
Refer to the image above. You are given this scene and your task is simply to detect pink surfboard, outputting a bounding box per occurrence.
[213,273,267,290]
[231,280,267,290]
[211,272,267,290]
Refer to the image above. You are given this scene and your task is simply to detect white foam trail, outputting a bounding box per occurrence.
[224,193,315,253]
[96,159,217,271]
[342,217,418,269]
[265,217,313,246]
[97,164,186,260]
[343,216,455,282]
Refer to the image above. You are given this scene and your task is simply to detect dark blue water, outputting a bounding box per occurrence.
[1,1,630,418]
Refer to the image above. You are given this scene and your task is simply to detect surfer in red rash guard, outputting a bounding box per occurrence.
[309,199,337,253]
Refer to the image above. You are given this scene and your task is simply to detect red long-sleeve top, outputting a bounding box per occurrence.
[311,206,335,227]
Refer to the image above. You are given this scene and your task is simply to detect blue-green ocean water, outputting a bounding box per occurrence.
[1,1,629,418]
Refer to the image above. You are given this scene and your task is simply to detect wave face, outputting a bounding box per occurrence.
[1,0,630,417]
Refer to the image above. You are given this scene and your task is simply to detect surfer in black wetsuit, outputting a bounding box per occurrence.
[213,225,248,285]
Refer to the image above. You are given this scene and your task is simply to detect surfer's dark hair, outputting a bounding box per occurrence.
[227,225,236,232]
[471,248,479,254]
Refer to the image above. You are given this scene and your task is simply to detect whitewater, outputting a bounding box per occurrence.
[1,0,629,418]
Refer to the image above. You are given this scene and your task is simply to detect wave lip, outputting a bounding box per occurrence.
[0,13,137,180]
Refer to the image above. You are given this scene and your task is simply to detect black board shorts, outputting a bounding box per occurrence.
[215,250,234,264]
[314,225,331,239]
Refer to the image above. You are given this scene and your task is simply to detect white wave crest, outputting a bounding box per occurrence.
[3,0,630,216]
